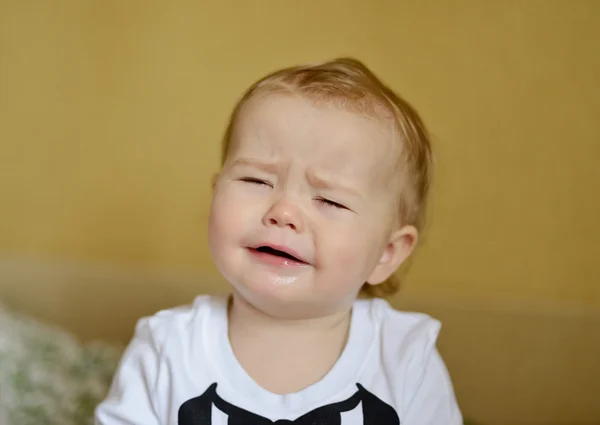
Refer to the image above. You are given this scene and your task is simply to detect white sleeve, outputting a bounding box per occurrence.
[403,348,463,425]
[95,318,162,425]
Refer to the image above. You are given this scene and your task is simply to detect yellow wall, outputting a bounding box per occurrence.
[1,0,599,311]
[2,4,599,422]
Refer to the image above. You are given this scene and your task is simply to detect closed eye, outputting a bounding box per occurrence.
[315,197,349,210]
[239,177,273,187]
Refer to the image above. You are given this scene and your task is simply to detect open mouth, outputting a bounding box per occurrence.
[253,246,306,264]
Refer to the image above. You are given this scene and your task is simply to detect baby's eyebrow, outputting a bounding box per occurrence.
[231,157,282,174]
[308,170,363,199]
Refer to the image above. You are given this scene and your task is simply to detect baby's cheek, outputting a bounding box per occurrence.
[326,231,371,277]
[209,194,241,246]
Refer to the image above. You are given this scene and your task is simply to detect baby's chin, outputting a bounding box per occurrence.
[230,277,345,320]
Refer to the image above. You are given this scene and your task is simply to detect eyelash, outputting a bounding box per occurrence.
[239,178,349,211]
[239,177,273,187]
[315,197,348,210]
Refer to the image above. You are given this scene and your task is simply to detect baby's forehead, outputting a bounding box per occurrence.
[309,141,399,186]
[233,94,402,177]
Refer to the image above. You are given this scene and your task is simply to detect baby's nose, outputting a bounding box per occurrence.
[263,199,305,233]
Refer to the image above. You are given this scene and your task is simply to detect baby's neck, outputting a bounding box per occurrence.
[228,292,351,335]
[227,293,352,394]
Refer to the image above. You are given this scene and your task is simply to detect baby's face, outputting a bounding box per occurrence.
[209,94,403,317]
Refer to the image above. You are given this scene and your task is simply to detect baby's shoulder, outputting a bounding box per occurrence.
[364,298,442,363]
[134,295,223,352]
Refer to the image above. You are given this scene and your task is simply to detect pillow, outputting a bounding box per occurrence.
[0,302,123,425]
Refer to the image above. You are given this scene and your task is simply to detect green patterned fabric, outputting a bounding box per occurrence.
[0,302,123,425]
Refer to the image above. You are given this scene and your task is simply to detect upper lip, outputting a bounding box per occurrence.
[249,243,309,264]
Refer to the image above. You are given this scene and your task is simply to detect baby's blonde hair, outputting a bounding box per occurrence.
[220,58,432,297]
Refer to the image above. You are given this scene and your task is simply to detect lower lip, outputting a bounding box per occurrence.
[247,248,308,268]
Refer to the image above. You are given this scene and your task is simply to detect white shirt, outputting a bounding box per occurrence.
[95,295,462,425]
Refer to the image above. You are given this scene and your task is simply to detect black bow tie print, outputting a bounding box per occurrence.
[215,387,361,425]
[178,383,400,425]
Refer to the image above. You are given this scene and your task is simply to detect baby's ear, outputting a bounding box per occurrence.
[366,225,418,286]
